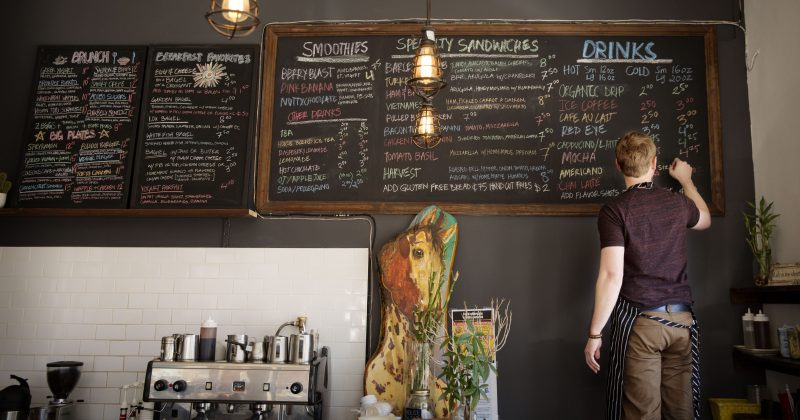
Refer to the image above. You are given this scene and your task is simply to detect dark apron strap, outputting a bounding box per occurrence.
[606,298,640,420]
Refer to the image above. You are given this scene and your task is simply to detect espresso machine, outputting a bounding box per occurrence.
[143,318,328,420]
[29,361,84,420]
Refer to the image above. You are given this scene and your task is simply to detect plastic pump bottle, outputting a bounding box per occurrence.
[742,308,756,349]
[754,310,772,349]
[199,318,218,361]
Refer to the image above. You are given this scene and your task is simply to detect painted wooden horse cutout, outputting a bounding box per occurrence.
[364,205,458,417]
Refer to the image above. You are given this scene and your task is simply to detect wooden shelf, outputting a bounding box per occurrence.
[0,208,257,218]
[730,287,800,377]
[733,347,800,376]
[730,286,800,305]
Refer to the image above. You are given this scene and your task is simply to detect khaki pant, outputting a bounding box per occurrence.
[623,311,694,420]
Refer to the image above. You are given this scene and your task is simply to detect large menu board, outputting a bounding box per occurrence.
[16,46,146,208]
[257,24,723,215]
[130,45,258,209]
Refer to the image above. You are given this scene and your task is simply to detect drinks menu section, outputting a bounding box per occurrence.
[130,45,258,209]
[16,46,146,208]
[258,24,723,214]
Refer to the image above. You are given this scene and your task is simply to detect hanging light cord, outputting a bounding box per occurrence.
[426,0,432,27]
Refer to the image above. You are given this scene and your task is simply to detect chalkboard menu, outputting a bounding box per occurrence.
[130,45,259,209]
[16,46,146,208]
[256,23,723,215]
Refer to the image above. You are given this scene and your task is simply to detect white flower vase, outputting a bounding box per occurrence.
[0,192,6,208]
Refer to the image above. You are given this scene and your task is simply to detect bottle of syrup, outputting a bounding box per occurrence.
[754,310,772,349]
[199,318,218,361]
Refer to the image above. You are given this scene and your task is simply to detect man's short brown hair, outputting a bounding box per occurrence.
[615,131,656,177]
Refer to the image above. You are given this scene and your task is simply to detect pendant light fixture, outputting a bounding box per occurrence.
[408,0,446,149]
[413,101,442,149]
[406,0,446,100]
[206,0,260,39]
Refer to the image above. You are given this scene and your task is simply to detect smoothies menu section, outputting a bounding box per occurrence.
[130,46,258,208]
[261,25,722,214]
[16,46,146,208]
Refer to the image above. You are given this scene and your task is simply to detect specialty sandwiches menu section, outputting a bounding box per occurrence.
[258,24,723,215]
[16,46,146,208]
[130,46,258,209]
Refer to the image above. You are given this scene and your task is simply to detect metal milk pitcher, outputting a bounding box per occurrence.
[269,336,288,363]
[289,333,314,364]
[225,334,248,363]
[247,337,266,363]
[175,334,198,361]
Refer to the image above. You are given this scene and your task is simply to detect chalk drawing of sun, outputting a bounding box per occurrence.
[193,62,227,88]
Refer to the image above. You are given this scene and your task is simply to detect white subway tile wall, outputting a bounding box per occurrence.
[0,247,369,420]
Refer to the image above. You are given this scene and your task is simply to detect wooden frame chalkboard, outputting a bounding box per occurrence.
[256,23,724,215]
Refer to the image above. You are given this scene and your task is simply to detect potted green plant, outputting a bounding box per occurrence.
[438,299,511,420]
[438,318,494,420]
[743,196,780,285]
[0,172,11,208]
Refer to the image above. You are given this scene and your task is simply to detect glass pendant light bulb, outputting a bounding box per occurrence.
[416,48,435,79]
[413,102,441,149]
[418,111,434,135]
[206,0,260,38]
[222,0,249,23]
[408,32,446,100]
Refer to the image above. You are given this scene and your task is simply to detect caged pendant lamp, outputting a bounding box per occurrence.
[406,0,446,100]
[206,0,261,39]
[408,0,446,149]
[412,100,442,149]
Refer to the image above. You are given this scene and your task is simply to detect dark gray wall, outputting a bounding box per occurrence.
[1,1,760,418]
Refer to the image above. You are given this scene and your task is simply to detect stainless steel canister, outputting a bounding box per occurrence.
[160,336,176,361]
[262,336,273,362]
[247,337,266,363]
[176,334,198,361]
[269,336,288,363]
[226,334,248,363]
[28,404,75,420]
[28,407,47,420]
[289,333,314,364]
[0,410,27,420]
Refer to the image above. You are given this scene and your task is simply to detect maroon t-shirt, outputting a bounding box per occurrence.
[598,186,701,308]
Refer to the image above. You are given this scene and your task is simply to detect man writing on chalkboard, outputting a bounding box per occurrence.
[583,131,711,420]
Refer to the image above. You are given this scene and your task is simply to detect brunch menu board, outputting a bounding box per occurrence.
[257,24,723,215]
[15,46,146,208]
[130,45,259,209]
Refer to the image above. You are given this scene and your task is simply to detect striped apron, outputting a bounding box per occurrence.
[605,298,700,420]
